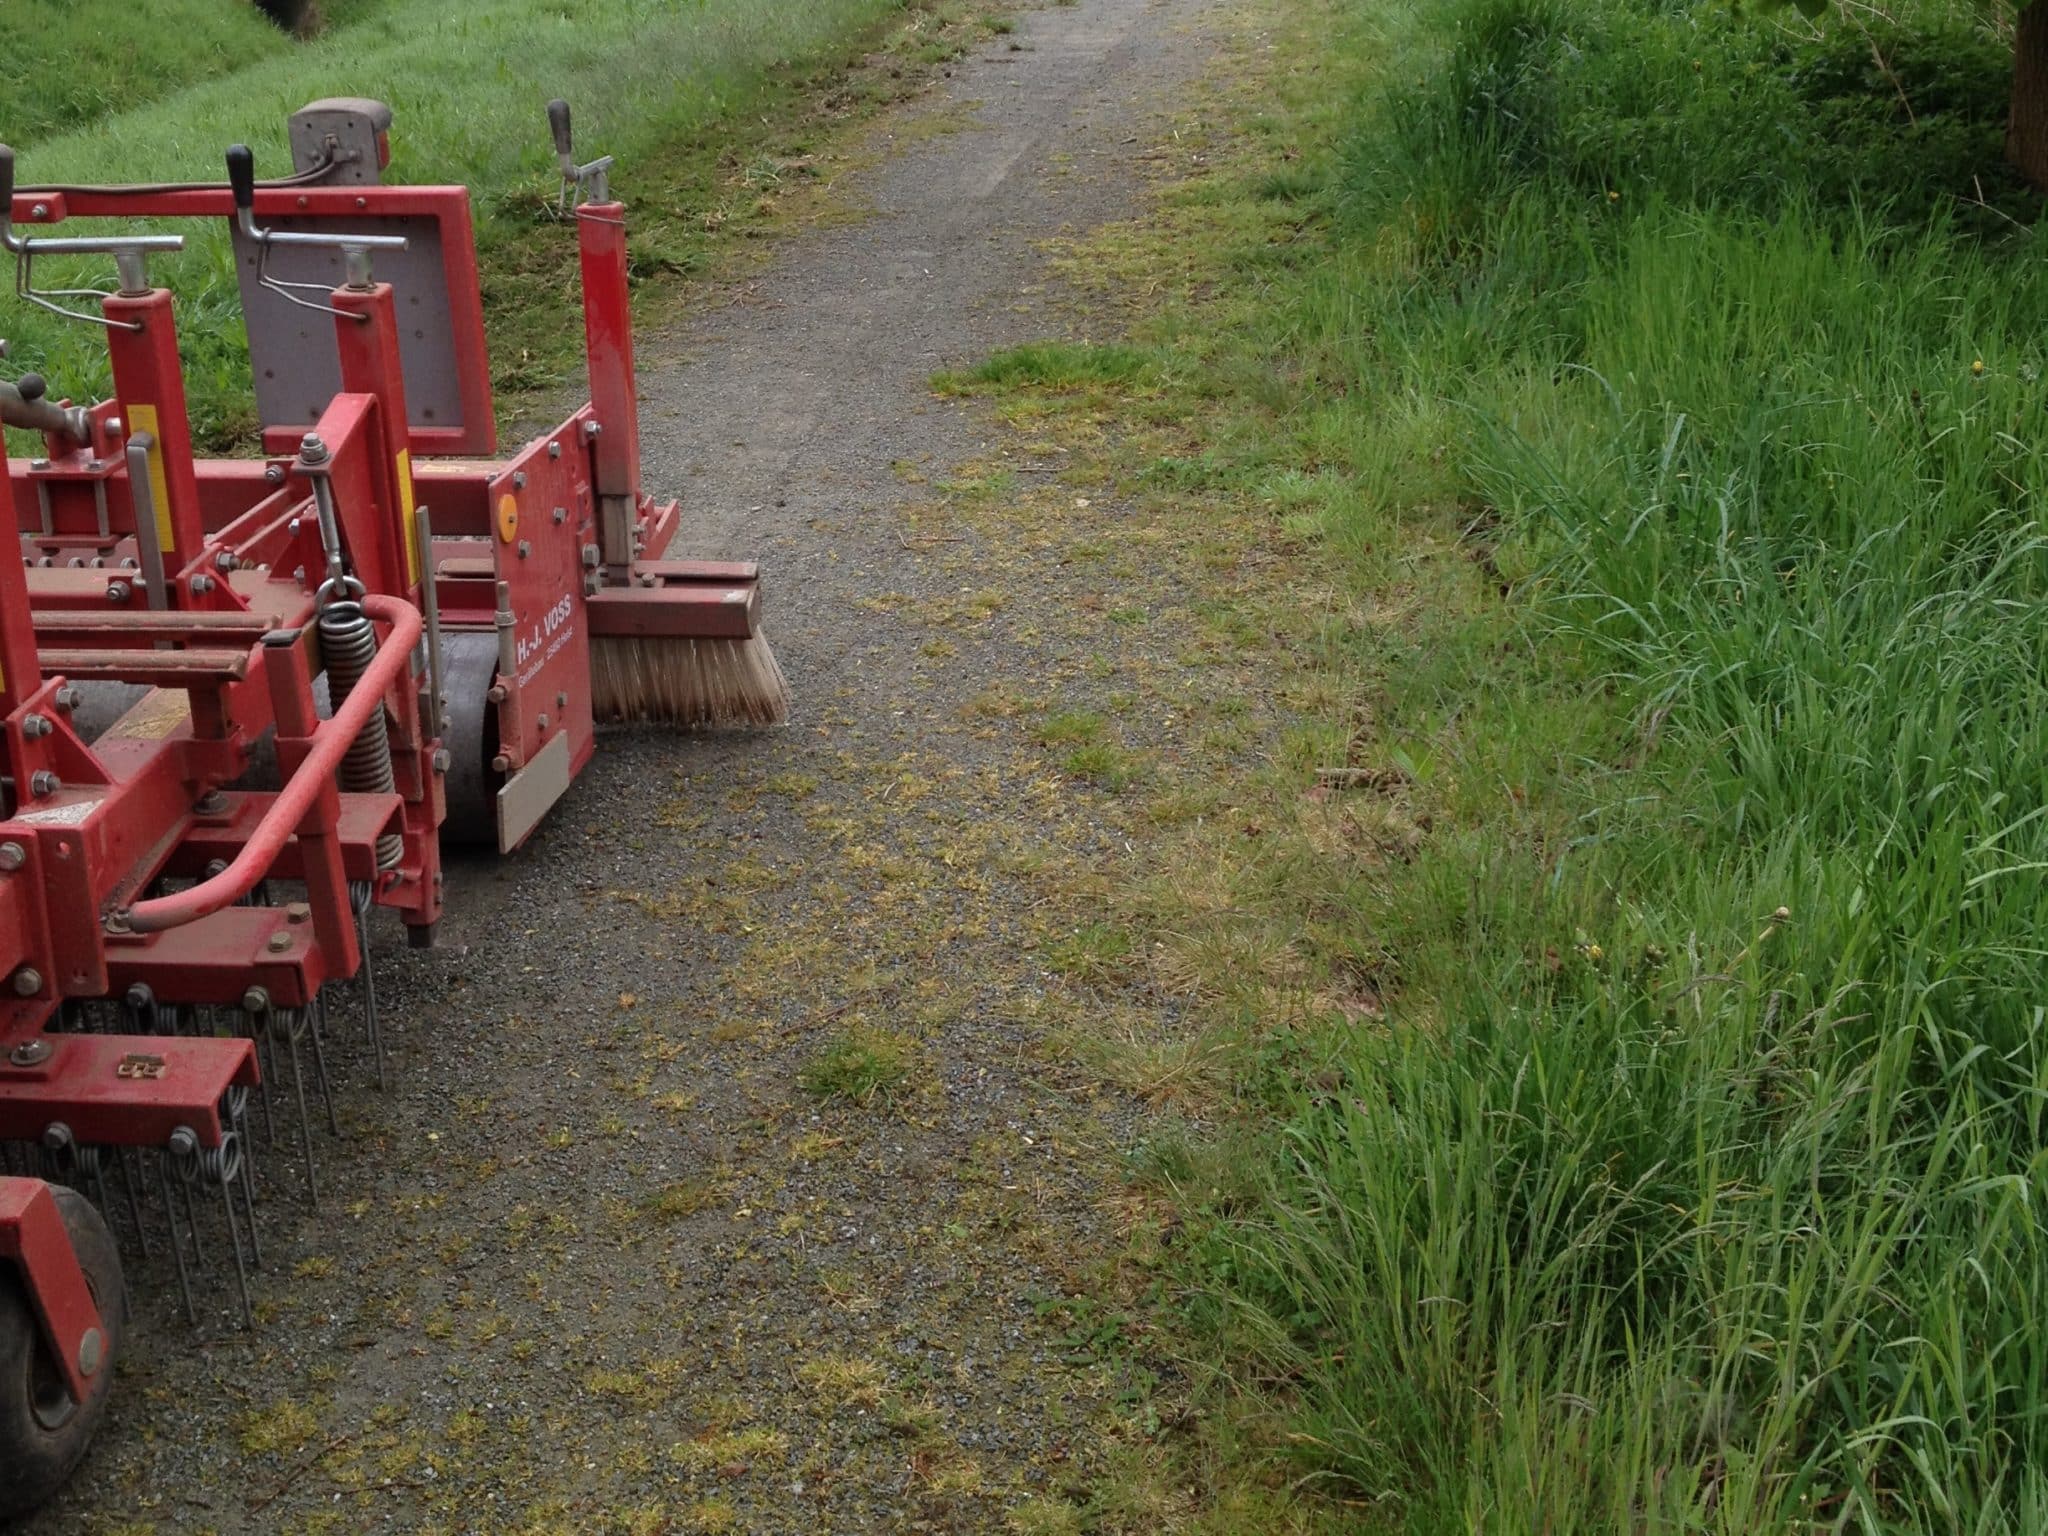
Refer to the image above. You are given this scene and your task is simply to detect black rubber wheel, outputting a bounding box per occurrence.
[0,1187,126,1522]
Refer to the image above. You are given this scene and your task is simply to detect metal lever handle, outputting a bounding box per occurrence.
[548,99,574,174]
[225,143,405,253]
[0,140,182,259]
[545,99,613,207]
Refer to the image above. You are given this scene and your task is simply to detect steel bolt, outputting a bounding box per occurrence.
[264,463,286,485]
[556,691,568,708]
[491,753,511,773]
[106,417,124,440]
[536,713,550,732]
[77,1328,105,1379]
[581,545,600,569]
[512,472,528,490]
[21,714,51,740]
[8,1040,52,1067]
[28,771,60,798]
[517,539,532,559]
[28,202,47,220]
[194,789,229,816]
[41,1124,72,1152]
[432,747,452,773]
[299,433,330,465]
[0,843,26,872]
[215,550,237,573]
[241,986,270,1014]
[552,506,567,524]
[190,574,214,596]
[583,421,601,440]
[267,931,292,953]
[284,901,312,925]
[27,458,48,472]
[12,967,42,998]
[106,581,131,603]
[548,441,562,459]
[124,983,153,1011]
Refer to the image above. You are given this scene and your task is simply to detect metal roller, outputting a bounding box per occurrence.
[438,629,502,846]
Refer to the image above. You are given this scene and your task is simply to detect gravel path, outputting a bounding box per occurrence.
[18,1,1238,1532]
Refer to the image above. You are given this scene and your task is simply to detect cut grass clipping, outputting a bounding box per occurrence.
[997,0,2048,1528]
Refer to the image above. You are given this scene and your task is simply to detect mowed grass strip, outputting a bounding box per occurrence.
[2,0,999,446]
[949,0,2048,1527]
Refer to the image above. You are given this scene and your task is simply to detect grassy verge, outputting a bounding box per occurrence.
[944,0,2048,1528]
[4,0,1007,447]
[0,1,367,147]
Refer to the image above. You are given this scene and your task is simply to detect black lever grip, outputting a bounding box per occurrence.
[547,99,573,160]
[0,145,14,220]
[226,144,255,211]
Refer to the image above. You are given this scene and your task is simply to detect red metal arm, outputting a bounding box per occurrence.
[115,595,422,933]
[0,1178,103,1408]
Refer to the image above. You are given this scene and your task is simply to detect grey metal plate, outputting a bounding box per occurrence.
[495,727,573,854]
[233,215,468,437]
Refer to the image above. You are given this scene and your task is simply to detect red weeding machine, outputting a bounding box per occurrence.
[0,98,787,1516]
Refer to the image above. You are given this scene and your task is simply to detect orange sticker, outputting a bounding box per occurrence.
[496,492,519,544]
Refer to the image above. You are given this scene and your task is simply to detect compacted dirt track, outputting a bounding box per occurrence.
[22,1,1241,1531]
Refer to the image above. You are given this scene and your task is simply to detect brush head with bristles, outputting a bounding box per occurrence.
[590,630,791,727]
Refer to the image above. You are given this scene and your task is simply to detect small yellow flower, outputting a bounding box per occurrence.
[1607,190,1620,202]
[1972,358,1986,376]
[1585,944,1604,962]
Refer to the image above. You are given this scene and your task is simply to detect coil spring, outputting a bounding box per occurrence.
[318,597,403,870]
[169,1127,242,1188]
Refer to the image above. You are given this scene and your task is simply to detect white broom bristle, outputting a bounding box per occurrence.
[590,630,791,727]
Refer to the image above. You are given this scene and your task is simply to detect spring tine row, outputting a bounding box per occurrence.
[3,967,396,1333]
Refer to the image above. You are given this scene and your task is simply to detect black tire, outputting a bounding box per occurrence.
[0,1187,126,1523]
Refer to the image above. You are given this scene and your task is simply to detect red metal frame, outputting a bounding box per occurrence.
[9,184,494,458]
[0,131,785,1374]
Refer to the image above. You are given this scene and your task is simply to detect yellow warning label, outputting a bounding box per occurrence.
[396,448,420,587]
[126,404,176,556]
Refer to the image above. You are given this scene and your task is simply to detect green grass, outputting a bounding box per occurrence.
[933,340,1162,394]
[800,1028,914,1104]
[955,0,2048,1528]
[1,0,988,447]
[0,0,362,147]
[1185,0,2048,1525]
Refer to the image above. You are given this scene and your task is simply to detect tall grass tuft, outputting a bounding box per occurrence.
[1197,0,2048,1527]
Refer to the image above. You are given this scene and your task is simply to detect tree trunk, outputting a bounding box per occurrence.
[2008,0,2048,190]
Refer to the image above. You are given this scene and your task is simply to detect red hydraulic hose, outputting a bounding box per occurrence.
[118,595,423,934]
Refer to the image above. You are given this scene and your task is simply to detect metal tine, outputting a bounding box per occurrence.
[276,1007,321,1208]
[353,883,387,1090]
[248,1024,278,1152]
[117,1145,152,1260]
[220,1176,254,1329]
[219,1086,263,1270]
[156,1153,198,1326]
[211,1138,255,1330]
[305,993,340,1136]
